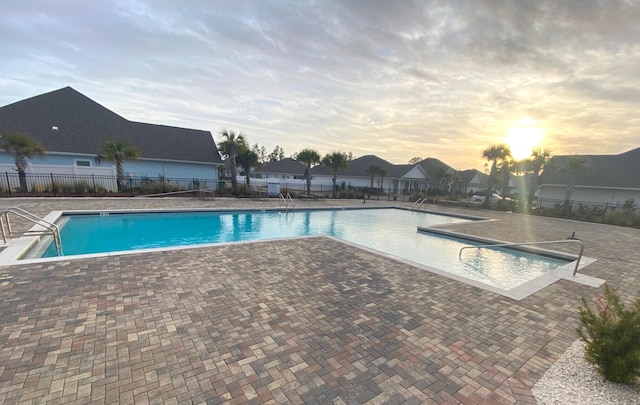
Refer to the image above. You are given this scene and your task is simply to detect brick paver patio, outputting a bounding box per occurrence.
[0,197,638,404]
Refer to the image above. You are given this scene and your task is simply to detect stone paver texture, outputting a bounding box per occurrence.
[0,197,638,404]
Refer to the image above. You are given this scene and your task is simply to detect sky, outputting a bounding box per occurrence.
[1,0,639,170]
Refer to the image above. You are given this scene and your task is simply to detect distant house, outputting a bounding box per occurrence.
[540,147,640,205]
[311,155,398,191]
[253,158,307,180]
[455,169,489,196]
[0,87,222,188]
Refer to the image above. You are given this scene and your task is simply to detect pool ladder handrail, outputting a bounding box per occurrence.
[459,239,584,276]
[279,193,295,211]
[0,207,63,256]
[412,198,427,210]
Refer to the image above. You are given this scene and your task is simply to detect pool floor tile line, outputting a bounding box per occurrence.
[0,197,638,404]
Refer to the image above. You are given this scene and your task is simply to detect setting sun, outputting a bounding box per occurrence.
[505,119,545,160]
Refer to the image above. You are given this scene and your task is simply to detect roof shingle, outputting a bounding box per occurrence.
[0,87,222,164]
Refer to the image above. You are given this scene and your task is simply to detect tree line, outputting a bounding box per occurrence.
[218,130,355,198]
[1,130,595,205]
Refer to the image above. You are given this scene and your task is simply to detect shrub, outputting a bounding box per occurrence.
[577,284,640,384]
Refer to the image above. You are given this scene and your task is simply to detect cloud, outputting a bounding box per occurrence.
[1,0,639,169]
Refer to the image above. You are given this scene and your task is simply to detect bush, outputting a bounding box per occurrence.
[577,284,640,384]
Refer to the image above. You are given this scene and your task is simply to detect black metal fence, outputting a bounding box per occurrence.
[533,198,640,228]
[2,172,639,228]
[0,172,218,197]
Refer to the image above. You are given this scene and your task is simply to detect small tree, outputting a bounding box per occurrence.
[563,156,593,214]
[481,144,512,208]
[218,130,248,195]
[236,149,260,190]
[296,148,321,196]
[96,140,139,192]
[268,145,285,162]
[525,148,553,210]
[0,132,45,192]
[366,164,381,199]
[577,284,640,384]
[321,152,349,199]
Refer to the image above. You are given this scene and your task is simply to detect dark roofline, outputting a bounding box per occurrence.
[0,87,222,164]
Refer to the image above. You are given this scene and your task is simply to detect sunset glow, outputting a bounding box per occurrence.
[505,120,545,161]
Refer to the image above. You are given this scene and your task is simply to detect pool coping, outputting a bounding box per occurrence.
[0,206,603,301]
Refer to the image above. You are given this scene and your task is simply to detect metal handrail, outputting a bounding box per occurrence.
[459,239,584,276]
[279,193,295,211]
[413,198,427,210]
[0,207,63,256]
[286,193,295,211]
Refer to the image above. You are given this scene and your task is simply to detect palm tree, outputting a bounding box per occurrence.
[377,168,388,200]
[481,144,512,207]
[498,156,515,201]
[236,149,260,191]
[0,132,45,192]
[433,168,447,193]
[563,156,593,212]
[218,130,247,195]
[321,152,349,199]
[296,148,321,196]
[96,140,140,191]
[366,164,381,199]
[526,148,553,209]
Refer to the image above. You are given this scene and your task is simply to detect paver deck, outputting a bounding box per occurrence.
[0,197,638,404]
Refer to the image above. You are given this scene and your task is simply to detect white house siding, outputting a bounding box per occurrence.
[121,159,218,182]
[540,184,640,205]
[0,152,219,187]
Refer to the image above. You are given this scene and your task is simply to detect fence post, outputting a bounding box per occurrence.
[129,177,134,197]
[50,173,57,197]
[537,198,542,215]
[92,174,97,197]
[602,203,608,224]
[5,172,11,197]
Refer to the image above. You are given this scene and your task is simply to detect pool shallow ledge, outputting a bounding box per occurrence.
[416,226,604,300]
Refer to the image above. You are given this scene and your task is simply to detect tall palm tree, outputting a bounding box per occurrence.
[481,144,512,207]
[526,148,553,209]
[236,149,260,190]
[0,132,45,192]
[321,152,349,199]
[563,156,593,209]
[296,148,321,196]
[218,130,247,195]
[366,164,381,199]
[96,140,140,191]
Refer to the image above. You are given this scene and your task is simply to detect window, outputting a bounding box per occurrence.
[75,160,91,167]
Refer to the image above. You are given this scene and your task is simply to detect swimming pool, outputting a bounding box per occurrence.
[26,207,578,293]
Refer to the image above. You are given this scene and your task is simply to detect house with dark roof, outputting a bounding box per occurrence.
[455,169,490,196]
[0,87,222,188]
[539,147,640,205]
[253,158,307,180]
[310,155,400,192]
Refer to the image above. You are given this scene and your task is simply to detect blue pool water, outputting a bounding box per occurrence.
[40,208,569,290]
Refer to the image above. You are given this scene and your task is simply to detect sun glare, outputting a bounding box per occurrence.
[505,119,544,160]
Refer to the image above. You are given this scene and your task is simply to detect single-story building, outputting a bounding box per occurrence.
[0,87,222,191]
[540,147,640,206]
